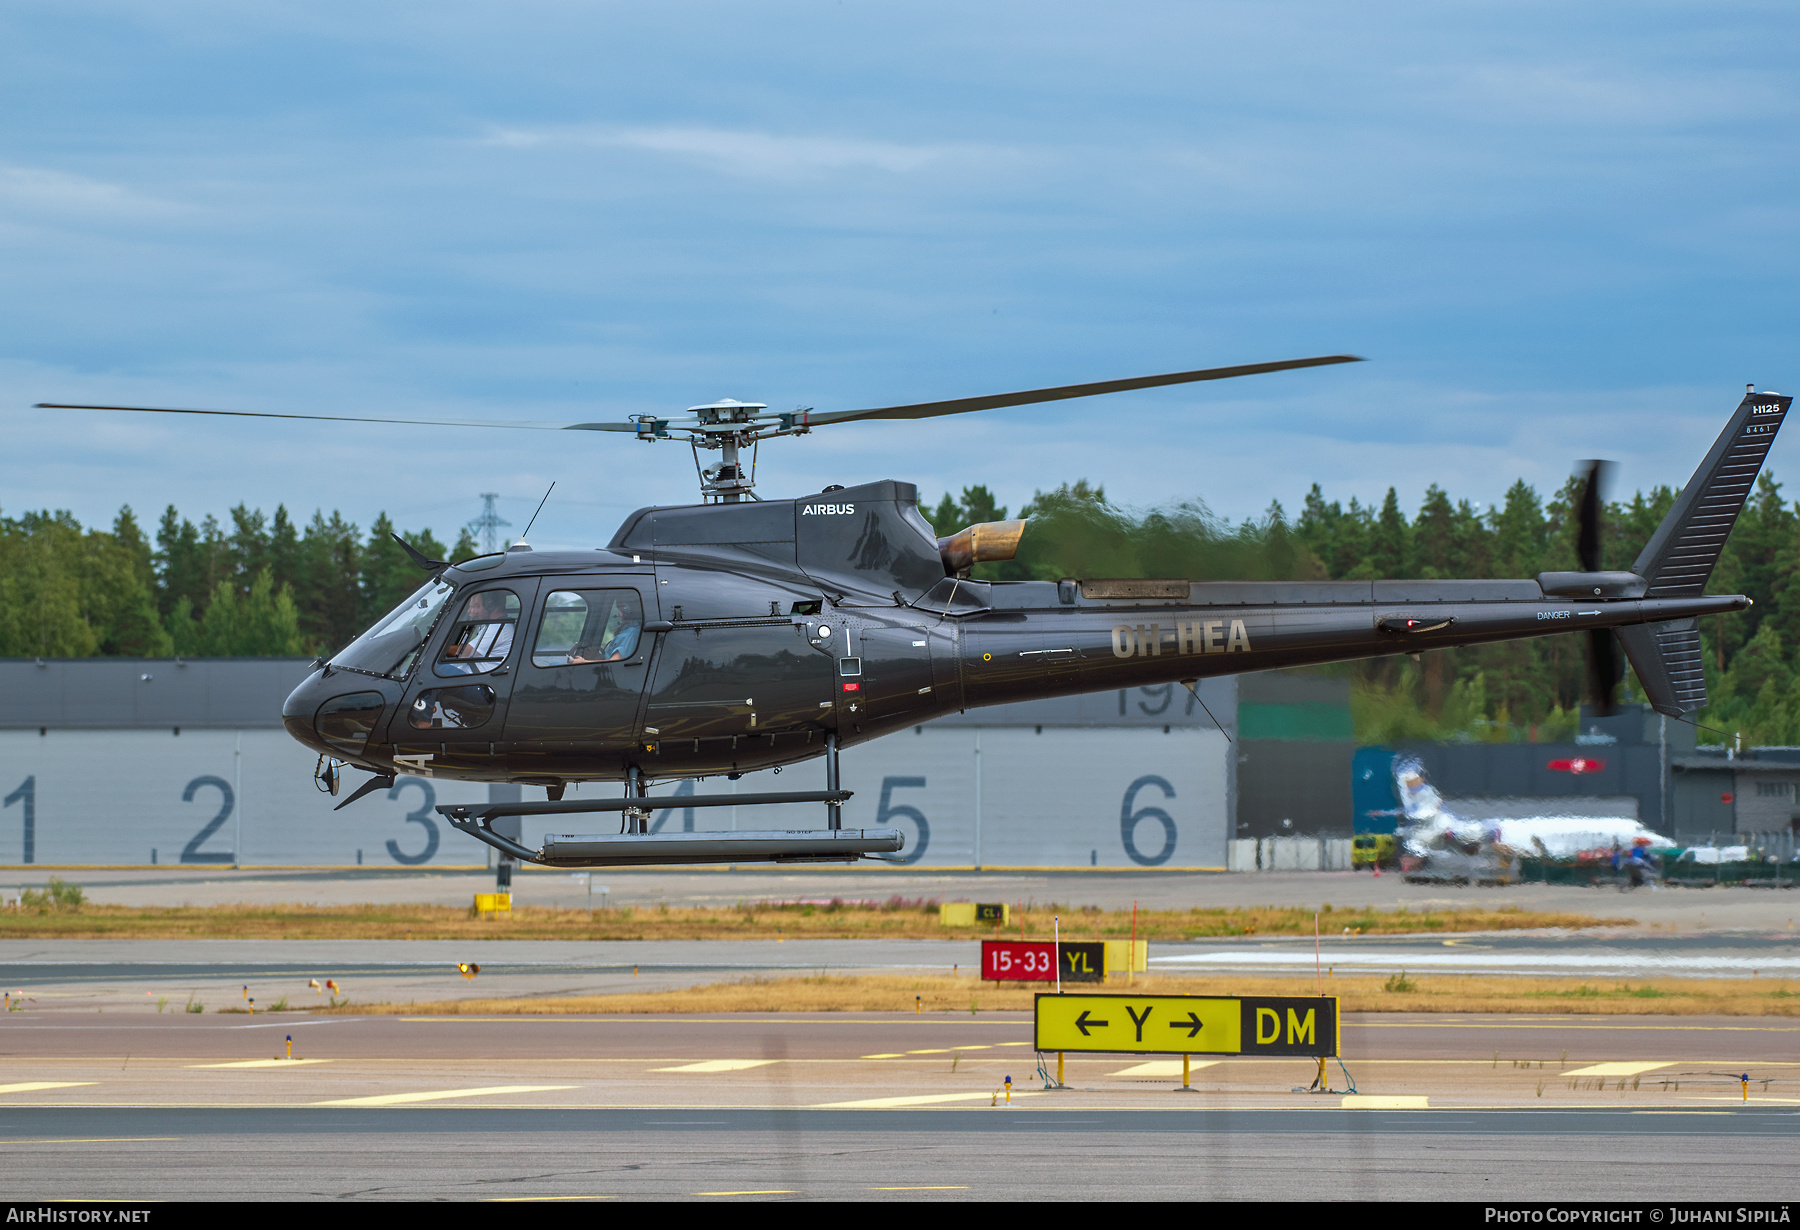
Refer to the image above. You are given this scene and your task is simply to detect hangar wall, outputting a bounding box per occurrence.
[0,659,1234,870]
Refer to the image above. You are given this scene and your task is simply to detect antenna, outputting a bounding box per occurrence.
[519,482,555,541]
[465,493,511,554]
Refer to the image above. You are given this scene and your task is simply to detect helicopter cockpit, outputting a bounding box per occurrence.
[329,575,456,680]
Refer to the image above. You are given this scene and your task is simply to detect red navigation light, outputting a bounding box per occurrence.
[842,682,860,692]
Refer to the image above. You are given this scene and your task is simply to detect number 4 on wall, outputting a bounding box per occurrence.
[4,777,33,865]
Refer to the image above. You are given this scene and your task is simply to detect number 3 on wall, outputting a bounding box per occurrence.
[385,778,439,865]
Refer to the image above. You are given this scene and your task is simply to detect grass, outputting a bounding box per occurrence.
[321,972,1800,1017]
[0,899,1629,941]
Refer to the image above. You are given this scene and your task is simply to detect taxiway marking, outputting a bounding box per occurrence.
[812,1092,1045,1108]
[0,1082,98,1094]
[5,1137,179,1145]
[1109,1060,1220,1077]
[649,1060,776,1073]
[315,1085,577,1106]
[188,1059,333,1069]
[861,1053,908,1059]
[1562,1062,1673,1077]
[1342,1095,1430,1109]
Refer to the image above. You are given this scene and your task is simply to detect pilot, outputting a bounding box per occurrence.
[442,590,515,672]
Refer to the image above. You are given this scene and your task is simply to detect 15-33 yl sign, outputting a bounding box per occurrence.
[980,940,1105,982]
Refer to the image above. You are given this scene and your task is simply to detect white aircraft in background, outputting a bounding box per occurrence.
[1392,756,1666,876]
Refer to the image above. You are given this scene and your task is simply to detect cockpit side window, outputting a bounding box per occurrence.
[434,589,521,677]
[531,589,644,667]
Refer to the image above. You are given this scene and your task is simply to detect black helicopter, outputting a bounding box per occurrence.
[39,361,1789,869]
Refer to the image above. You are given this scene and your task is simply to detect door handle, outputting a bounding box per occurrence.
[643,620,675,633]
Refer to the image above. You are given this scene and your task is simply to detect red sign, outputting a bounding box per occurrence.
[981,939,1057,982]
[842,682,860,692]
[1547,758,1606,774]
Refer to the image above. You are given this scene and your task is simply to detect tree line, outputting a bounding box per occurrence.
[6,471,1797,746]
[0,504,474,660]
[921,475,1800,747]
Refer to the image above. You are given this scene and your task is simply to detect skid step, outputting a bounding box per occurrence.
[438,789,851,825]
[539,828,904,867]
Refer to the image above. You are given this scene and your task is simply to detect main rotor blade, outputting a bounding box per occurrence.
[1585,626,1623,717]
[1574,459,1614,573]
[804,354,1364,426]
[33,403,619,431]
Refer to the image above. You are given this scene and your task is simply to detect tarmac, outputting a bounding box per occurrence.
[0,1012,1793,1200]
[0,868,1795,1200]
[8,864,1799,931]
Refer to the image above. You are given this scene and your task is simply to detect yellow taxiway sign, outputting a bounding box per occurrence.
[1035,993,1338,1056]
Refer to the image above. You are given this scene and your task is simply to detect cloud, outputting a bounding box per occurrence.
[0,163,185,221]
[1416,60,1795,130]
[479,123,974,179]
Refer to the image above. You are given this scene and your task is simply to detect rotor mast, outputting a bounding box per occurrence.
[681,399,785,502]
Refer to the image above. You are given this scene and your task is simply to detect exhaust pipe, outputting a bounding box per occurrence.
[938,519,1026,574]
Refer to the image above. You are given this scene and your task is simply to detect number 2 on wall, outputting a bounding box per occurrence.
[181,776,235,865]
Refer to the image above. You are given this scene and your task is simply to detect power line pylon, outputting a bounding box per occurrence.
[466,493,512,554]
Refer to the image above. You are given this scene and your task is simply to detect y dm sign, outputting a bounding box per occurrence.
[1035,994,1338,1057]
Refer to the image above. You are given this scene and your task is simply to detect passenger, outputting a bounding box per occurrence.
[567,600,640,663]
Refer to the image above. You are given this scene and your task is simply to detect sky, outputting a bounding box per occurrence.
[3,1,1798,551]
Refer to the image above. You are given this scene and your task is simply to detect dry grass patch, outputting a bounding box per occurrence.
[0,899,1628,941]
[325,972,1800,1017]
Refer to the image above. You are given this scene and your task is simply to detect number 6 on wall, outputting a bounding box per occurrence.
[1120,774,1177,866]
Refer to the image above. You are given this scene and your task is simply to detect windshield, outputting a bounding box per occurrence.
[330,578,456,679]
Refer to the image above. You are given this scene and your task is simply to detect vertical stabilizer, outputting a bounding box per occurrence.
[1619,388,1791,715]
[1631,389,1792,596]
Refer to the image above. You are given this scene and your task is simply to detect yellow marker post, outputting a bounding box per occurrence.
[285,1035,292,1060]
[1004,1076,1011,1105]
[915,995,921,1015]
[1182,1053,1191,1090]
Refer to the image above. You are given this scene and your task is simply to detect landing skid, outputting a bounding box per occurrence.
[437,736,904,867]
[439,790,901,866]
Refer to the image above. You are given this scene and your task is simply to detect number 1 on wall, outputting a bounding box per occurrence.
[4,777,33,865]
